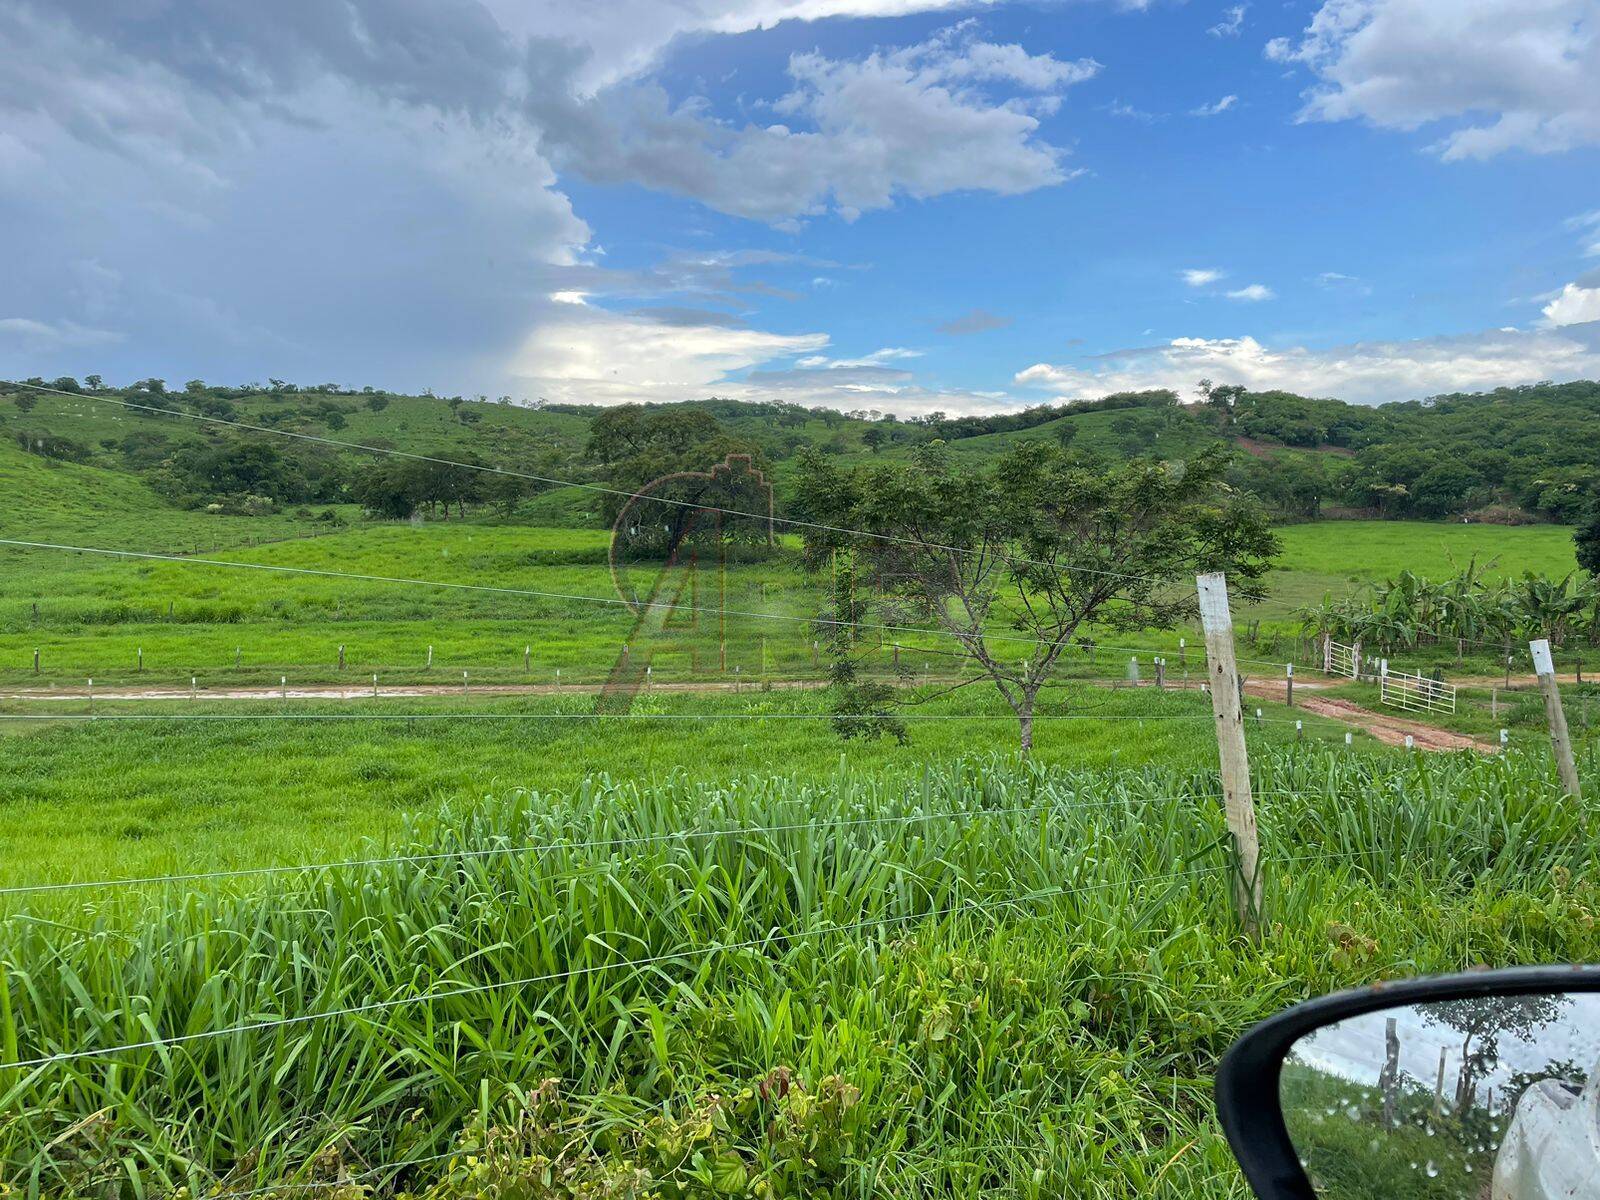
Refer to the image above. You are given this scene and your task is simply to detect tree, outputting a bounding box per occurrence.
[1575,506,1600,576]
[861,426,889,454]
[366,393,391,412]
[793,442,1278,754]
[13,393,36,413]
[1420,994,1570,1113]
[84,375,103,391]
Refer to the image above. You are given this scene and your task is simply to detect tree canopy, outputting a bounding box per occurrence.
[794,441,1278,752]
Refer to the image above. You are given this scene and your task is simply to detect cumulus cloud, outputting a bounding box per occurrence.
[1266,0,1600,159]
[1543,283,1600,327]
[509,300,828,405]
[1015,322,1600,406]
[0,0,1100,395]
[530,25,1099,223]
[937,308,1014,335]
[1182,268,1225,286]
[1190,95,1237,117]
[1226,283,1275,301]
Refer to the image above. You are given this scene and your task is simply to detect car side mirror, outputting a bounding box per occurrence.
[1215,965,1600,1198]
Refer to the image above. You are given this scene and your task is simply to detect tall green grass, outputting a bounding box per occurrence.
[1,749,1592,1198]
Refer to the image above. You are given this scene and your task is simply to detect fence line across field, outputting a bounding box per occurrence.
[2,537,1233,663]
[10,380,1169,586]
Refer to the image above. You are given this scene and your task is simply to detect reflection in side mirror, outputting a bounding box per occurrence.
[1215,968,1600,1200]
[1283,992,1600,1198]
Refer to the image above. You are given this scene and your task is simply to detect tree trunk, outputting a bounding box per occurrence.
[1018,710,1033,757]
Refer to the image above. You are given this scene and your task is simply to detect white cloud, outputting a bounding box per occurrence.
[1014,322,1600,406]
[533,25,1099,223]
[1208,6,1248,38]
[510,304,828,404]
[1182,268,1225,286]
[1543,283,1600,327]
[1103,99,1164,123]
[1190,94,1238,117]
[1267,0,1600,159]
[1226,283,1275,301]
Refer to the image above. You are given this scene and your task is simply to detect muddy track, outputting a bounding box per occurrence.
[1240,679,1495,753]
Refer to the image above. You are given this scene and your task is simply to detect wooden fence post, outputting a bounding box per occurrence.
[1285,663,1294,707]
[1530,638,1582,801]
[1196,572,1264,934]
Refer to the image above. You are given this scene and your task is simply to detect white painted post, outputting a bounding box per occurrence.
[373,673,379,697]
[86,677,93,712]
[462,669,468,695]
[524,645,531,673]
[426,645,433,669]
[1323,633,1333,674]
[1530,638,1582,801]
[191,676,197,700]
[235,646,241,669]
[1295,719,1303,741]
[281,675,288,700]
[1196,572,1264,933]
[1499,728,1508,750]
[1344,731,1353,747]
[137,647,143,673]
[338,644,345,671]
[1405,734,1414,751]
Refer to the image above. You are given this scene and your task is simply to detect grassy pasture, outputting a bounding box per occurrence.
[0,682,1356,891]
[2,749,1594,1198]
[1262,521,1579,612]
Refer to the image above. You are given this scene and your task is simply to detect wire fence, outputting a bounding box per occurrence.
[4,379,1584,1197]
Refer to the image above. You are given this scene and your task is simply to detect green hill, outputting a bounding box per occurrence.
[2,376,1597,533]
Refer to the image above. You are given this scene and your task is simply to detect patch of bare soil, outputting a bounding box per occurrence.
[1293,695,1494,753]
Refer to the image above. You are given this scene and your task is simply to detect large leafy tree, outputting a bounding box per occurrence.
[1577,504,1600,576]
[793,441,1279,754]
[1421,994,1571,1112]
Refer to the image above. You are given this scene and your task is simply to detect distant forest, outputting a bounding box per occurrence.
[4,373,1598,527]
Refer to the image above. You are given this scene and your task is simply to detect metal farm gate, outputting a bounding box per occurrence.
[1380,668,1457,715]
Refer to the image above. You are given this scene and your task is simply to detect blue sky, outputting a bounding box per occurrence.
[2,0,1598,411]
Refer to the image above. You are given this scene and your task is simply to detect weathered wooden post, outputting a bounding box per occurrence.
[1531,638,1582,801]
[1285,662,1294,707]
[1380,1017,1400,1126]
[524,645,531,673]
[33,648,40,675]
[337,644,345,671]
[137,647,143,673]
[1196,572,1264,933]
